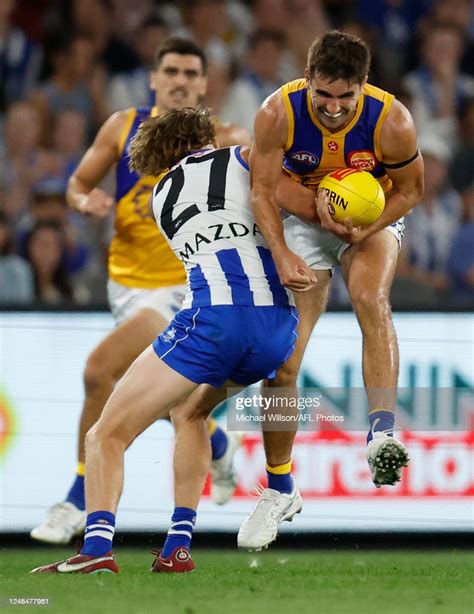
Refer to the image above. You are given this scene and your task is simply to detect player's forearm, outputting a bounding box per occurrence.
[67,176,92,213]
[275,176,319,223]
[251,191,287,253]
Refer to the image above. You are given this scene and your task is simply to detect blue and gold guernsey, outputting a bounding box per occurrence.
[281,79,394,193]
[109,106,186,289]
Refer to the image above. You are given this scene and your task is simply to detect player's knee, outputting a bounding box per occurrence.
[171,406,207,431]
[351,287,392,322]
[83,348,114,393]
[270,363,299,388]
[85,421,128,454]
[84,423,101,454]
[169,407,187,430]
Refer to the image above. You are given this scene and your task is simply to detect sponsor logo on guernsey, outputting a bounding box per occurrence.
[327,141,339,152]
[348,150,377,171]
[179,222,262,261]
[290,151,319,167]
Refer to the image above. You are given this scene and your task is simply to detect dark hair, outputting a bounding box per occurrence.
[307,30,370,85]
[25,220,72,300]
[129,107,217,176]
[153,36,207,75]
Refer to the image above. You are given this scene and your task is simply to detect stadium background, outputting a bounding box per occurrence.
[0,1,472,612]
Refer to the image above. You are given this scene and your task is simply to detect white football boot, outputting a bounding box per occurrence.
[30,502,86,544]
[367,431,410,487]
[237,483,303,551]
[211,431,243,505]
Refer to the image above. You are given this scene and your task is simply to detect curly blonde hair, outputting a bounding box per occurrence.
[129,107,217,176]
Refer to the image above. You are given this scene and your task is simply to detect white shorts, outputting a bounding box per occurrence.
[284,216,404,270]
[107,279,186,326]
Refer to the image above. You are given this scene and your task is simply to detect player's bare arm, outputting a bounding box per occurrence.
[239,147,318,224]
[250,94,316,292]
[378,99,424,223]
[275,173,320,223]
[67,110,129,218]
[317,100,424,244]
[216,121,251,147]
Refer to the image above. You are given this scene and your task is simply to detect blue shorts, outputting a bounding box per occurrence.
[153,305,298,388]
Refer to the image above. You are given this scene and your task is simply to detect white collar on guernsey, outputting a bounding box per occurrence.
[181,146,216,161]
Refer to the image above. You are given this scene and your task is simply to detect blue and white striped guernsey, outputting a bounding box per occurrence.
[151,146,293,309]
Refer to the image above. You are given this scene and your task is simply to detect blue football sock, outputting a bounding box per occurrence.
[81,511,115,556]
[65,475,85,511]
[266,461,293,494]
[367,409,395,443]
[161,507,196,558]
[210,425,228,460]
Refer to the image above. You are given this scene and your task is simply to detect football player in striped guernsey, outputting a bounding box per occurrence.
[30,107,317,575]
[30,37,250,546]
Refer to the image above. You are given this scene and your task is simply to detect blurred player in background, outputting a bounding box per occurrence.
[31,37,250,545]
[30,106,312,575]
[237,30,424,551]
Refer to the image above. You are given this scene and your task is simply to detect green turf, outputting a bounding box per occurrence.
[1,548,472,614]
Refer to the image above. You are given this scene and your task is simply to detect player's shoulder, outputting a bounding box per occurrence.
[98,108,136,143]
[256,86,288,125]
[379,98,418,162]
[264,79,305,109]
[363,82,394,103]
[382,98,416,139]
[216,121,251,147]
[280,78,307,97]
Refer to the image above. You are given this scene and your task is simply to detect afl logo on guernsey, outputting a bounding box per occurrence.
[348,150,377,171]
[290,151,319,170]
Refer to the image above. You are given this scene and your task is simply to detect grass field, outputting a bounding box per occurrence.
[1,548,472,614]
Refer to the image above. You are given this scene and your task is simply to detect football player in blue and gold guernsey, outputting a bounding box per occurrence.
[237,30,424,551]
[31,37,250,545]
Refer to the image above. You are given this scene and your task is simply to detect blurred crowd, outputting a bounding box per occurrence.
[0,0,473,308]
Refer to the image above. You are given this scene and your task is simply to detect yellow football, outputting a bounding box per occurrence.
[319,169,385,227]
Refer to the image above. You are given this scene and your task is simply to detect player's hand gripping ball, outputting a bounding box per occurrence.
[318,169,385,227]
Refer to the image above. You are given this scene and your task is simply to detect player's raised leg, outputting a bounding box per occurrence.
[30,347,200,574]
[341,230,409,486]
[238,272,330,551]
